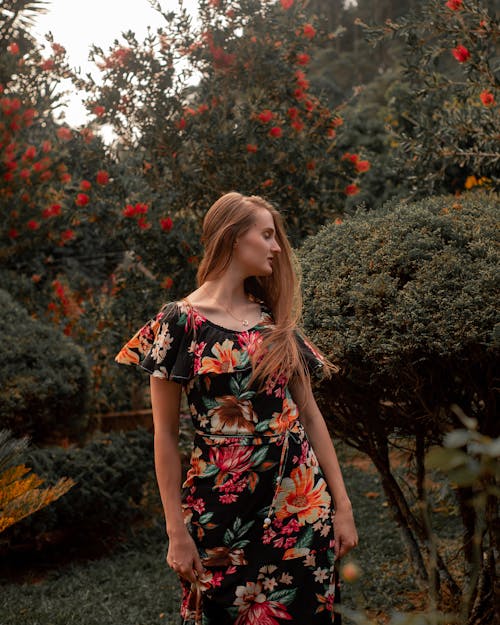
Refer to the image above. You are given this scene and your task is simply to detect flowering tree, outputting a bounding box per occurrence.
[356,0,499,198]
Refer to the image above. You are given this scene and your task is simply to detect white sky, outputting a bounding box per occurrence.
[33,0,199,127]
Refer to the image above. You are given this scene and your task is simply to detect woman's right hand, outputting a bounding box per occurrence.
[166,528,205,584]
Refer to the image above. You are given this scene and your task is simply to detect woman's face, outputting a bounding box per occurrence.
[233,208,282,277]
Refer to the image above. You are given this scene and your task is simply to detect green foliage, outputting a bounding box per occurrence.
[357,0,500,197]
[0,428,155,555]
[0,289,90,444]
[299,191,498,441]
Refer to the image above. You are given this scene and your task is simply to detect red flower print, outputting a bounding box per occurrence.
[258,109,273,123]
[210,445,254,478]
[452,44,470,62]
[480,90,495,106]
[234,582,293,625]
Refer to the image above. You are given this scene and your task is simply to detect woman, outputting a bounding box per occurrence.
[115,192,358,624]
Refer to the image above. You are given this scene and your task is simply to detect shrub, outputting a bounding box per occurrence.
[0,428,155,556]
[0,289,90,444]
[298,189,499,614]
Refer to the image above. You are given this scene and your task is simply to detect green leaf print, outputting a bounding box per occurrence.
[198,512,214,524]
[294,525,314,550]
[267,588,297,604]
[250,445,269,467]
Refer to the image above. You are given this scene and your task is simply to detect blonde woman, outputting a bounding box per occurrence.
[115,192,358,624]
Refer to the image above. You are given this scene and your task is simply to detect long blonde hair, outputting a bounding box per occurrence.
[196,191,339,393]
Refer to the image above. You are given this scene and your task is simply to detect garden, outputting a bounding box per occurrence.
[0,1,498,624]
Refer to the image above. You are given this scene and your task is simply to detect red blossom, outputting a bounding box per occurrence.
[280,0,294,9]
[39,170,52,182]
[19,168,31,179]
[41,59,55,71]
[96,170,109,185]
[60,229,75,242]
[123,204,135,217]
[137,216,151,229]
[306,160,316,170]
[258,109,273,123]
[27,219,40,230]
[80,128,94,143]
[296,53,310,66]
[302,24,316,39]
[355,160,371,172]
[479,90,495,106]
[51,42,66,55]
[60,173,72,183]
[197,103,209,113]
[345,184,360,195]
[161,276,174,289]
[92,105,105,116]
[445,0,463,9]
[452,44,470,63]
[42,140,52,153]
[134,202,148,214]
[42,204,62,218]
[287,107,299,119]
[269,126,282,138]
[326,128,336,139]
[80,179,92,191]
[246,143,258,153]
[7,43,20,55]
[291,119,304,132]
[57,127,72,141]
[8,228,19,238]
[75,193,90,206]
[160,216,173,231]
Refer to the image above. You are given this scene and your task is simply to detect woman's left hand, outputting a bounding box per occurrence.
[333,507,358,560]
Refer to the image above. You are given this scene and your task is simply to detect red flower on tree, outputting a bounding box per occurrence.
[80,179,92,191]
[7,43,20,55]
[280,0,294,9]
[57,127,72,141]
[75,193,90,206]
[269,126,282,138]
[296,53,310,66]
[479,90,495,106]
[445,0,463,10]
[246,144,258,153]
[344,184,360,195]
[96,170,109,185]
[160,217,173,231]
[258,109,273,123]
[302,24,316,39]
[93,105,105,117]
[451,45,470,63]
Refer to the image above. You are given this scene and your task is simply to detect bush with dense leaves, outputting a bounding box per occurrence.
[0,289,90,444]
[0,427,155,555]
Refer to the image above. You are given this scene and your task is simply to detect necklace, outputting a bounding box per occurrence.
[211,295,253,327]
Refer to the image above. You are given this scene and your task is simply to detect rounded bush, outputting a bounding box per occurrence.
[298,191,498,441]
[0,289,90,444]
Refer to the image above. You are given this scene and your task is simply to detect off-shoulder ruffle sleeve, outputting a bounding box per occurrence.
[294,328,327,381]
[114,300,195,383]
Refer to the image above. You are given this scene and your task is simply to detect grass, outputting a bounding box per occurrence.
[0,436,461,625]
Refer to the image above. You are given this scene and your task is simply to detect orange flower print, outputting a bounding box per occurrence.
[209,396,258,434]
[274,465,330,525]
[203,545,247,567]
[268,397,299,434]
[182,446,207,488]
[234,581,293,625]
[114,316,162,366]
[198,338,241,374]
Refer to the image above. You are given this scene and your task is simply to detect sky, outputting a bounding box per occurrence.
[33,0,200,127]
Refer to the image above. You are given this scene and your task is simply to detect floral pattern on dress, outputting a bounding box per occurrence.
[115,300,341,625]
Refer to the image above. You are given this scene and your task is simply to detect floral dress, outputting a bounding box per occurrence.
[115,299,341,625]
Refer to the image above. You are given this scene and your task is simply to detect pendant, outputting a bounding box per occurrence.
[242,319,249,326]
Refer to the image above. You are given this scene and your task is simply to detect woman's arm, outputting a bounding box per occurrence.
[150,376,204,582]
[289,375,358,558]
